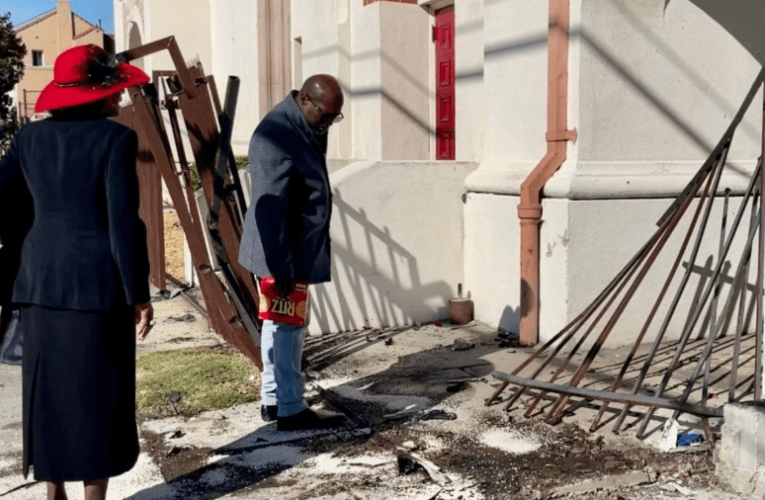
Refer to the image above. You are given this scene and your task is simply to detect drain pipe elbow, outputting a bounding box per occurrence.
[516,0,573,346]
[518,149,561,347]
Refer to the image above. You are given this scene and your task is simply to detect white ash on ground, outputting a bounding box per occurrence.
[479,428,542,455]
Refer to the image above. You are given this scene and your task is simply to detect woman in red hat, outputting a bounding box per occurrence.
[0,44,154,500]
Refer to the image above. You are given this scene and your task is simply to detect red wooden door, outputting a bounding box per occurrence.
[435,6,455,160]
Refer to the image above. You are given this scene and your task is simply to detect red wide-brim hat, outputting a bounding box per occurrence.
[35,44,149,114]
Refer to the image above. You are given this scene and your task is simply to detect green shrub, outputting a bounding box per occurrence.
[188,163,201,190]
[187,157,246,191]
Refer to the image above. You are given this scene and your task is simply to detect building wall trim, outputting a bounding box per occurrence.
[364,0,417,6]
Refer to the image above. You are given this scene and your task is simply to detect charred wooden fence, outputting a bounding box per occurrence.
[114,37,262,370]
[490,65,765,438]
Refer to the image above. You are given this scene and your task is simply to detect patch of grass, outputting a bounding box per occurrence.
[235,155,249,167]
[136,346,260,420]
[166,337,190,344]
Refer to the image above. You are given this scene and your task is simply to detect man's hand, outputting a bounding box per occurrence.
[274,276,295,298]
[135,302,155,342]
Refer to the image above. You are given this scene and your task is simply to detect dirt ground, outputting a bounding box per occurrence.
[129,312,752,500]
[0,284,754,500]
[163,210,185,283]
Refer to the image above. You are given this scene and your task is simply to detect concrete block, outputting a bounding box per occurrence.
[549,470,655,498]
[183,235,196,287]
[758,414,765,470]
[716,403,765,495]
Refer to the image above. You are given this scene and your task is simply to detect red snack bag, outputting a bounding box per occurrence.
[258,277,309,326]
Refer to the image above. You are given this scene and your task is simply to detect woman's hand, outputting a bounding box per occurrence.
[135,302,154,342]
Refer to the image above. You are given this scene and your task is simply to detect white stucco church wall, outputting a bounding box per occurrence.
[292,0,472,333]
[209,0,260,155]
[463,0,764,346]
[462,0,549,334]
[293,0,352,166]
[537,0,765,345]
[120,0,765,345]
[113,0,258,156]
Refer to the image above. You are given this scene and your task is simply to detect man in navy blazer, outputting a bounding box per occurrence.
[239,75,345,431]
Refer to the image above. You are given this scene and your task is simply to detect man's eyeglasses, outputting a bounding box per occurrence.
[309,99,344,125]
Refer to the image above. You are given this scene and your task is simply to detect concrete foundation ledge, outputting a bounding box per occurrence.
[716,402,765,496]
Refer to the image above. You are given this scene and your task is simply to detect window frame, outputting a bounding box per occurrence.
[31,50,44,67]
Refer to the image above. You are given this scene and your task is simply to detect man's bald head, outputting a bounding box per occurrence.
[295,74,344,135]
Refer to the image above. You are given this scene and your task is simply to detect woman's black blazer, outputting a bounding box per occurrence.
[0,118,150,311]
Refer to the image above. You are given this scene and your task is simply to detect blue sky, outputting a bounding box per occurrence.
[3,0,114,34]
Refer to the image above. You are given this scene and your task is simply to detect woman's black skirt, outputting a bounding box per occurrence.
[21,304,139,481]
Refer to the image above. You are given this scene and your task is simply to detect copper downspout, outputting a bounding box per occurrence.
[518,0,577,346]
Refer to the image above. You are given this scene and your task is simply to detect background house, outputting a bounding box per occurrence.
[14,0,114,122]
[115,0,765,346]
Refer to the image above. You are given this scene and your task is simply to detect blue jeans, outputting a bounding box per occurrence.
[260,320,309,417]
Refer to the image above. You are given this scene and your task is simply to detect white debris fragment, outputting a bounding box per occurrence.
[312,377,356,390]
[199,468,228,486]
[478,429,541,455]
[302,453,392,474]
[226,445,309,471]
[385,404,420,418]
[659,419,680,452]
[329,386,430,411]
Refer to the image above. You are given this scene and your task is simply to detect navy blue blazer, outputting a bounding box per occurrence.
[0,167,33,305]
[0,118,150,310]
[238,92,332,284]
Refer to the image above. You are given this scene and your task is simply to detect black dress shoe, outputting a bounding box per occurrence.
[277,408,347,431]
[261,405,278,422]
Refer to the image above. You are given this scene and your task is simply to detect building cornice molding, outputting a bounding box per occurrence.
[74,25,103,40]
[16,9,103,36]
[464,161,542,196]
[363,0,417,6]
[465,160,759,199]
[15,9,56,32]
[72,13,104,34]
[417,0,453,12]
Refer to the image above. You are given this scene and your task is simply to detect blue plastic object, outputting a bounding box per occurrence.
[677,432,704,447]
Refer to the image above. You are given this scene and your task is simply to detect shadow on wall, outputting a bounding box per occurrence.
[608,0,764,154]
[500,304,520,334]
[298,1,764,179]
[679,0,765,64]
[299,1,765,334]
[310,186,455,333]
[303,1,764,159]
[303,44,435,137]
[239,159,469,336]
